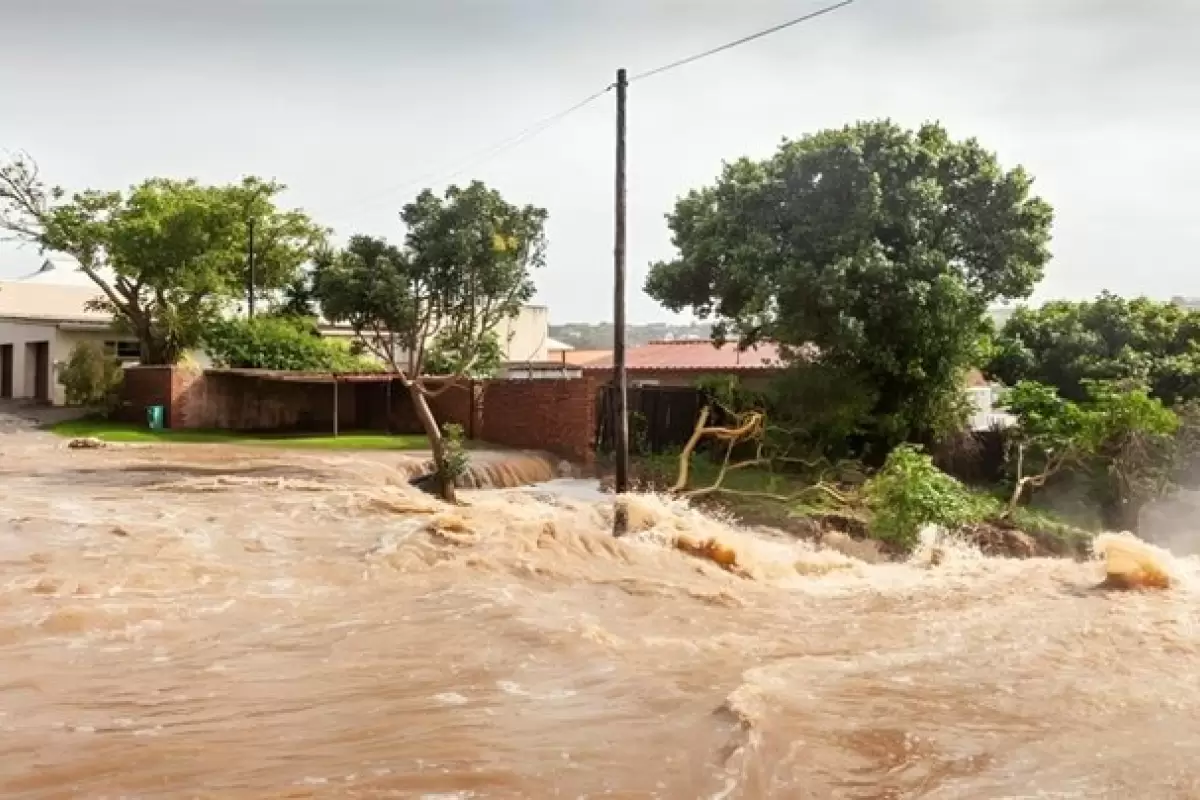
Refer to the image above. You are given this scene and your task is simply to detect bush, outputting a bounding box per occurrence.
[60,342,123,410]
[439,423,470,484]
[863,444,987,551]
[203,316,380,372]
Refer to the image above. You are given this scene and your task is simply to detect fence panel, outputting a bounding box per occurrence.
[594,384,706,455]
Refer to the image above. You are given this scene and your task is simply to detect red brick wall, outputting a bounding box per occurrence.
[119,367,601,463]
[389,381,481,437]
[478,377,598,463]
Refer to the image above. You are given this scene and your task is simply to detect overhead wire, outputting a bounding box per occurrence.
[332,84,613,216]
[338,0,857,215]
[628,0,858,83]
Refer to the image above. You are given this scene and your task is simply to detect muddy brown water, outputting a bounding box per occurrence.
[1,429,1199,798]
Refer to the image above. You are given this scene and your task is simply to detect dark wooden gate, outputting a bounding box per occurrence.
[0,344,12,399]
[594,384,706,455]
[31,342,50,403]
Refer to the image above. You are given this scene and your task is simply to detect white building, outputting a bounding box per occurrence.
[0,258,552,405]
[0,260,139,405]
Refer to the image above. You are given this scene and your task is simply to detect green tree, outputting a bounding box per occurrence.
[313,182,546,501]
[424,330,505,379]
[645,120,1053,446]
[863,444,984,552]
[202,316,378,373]
[987,293,1200,406]
[1000,381,1094,515]
[275,271,319,318]
[0,154,326,364]
[60,342,123,410]
[1084,381,1180,531]
[1001,379,1182,530]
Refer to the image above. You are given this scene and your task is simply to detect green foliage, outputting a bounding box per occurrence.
[438,423,470,484]
[276,272,318,318]
[314,182,545,380]
[0,156,327,364]
[988,293,1200,406]
[312,182,544,503]
[1082,381,1180,528]
[644,120,1053,446]
[59,342,123,410]
[203,316,379,372]
[424,330,504,379]
[1000,379,1183,528]
[864,444,987,550]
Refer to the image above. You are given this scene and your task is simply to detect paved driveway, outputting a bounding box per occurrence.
[0,401,88,434]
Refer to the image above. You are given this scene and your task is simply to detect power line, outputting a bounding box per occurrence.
[334,84,613,216]
[334,0,858,216]
[628,0,858,83]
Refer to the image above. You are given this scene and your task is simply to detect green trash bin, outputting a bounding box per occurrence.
[146,404,165,430]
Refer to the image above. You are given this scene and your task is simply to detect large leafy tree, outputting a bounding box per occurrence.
[0,153,326,363]
[314,181,547,501]
[987,293,1200,406]
[646,120,1054,446]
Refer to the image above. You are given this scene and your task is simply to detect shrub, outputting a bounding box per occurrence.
[439,423,470,484]
[60,342,123,410]
[203,316,380,372]
[863,444,986,551]
[423,330,504,379]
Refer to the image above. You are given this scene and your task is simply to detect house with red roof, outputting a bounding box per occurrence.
[559,339,789,389]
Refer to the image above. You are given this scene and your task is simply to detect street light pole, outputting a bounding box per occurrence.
[247,215,256,320]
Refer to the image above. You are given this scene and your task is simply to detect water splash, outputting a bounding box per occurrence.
[3,426,1200,797]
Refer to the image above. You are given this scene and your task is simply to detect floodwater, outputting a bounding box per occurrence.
[1,426,1199,798]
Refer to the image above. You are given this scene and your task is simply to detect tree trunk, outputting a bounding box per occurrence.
[409,383,456,503]
[1005,477,1030,517]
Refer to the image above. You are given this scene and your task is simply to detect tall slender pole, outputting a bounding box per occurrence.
[247,216,257,319]
[613,68,630,501]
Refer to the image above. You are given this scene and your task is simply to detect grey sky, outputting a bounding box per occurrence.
[1,0,1197,322]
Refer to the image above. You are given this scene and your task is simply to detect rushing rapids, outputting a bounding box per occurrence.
[1,424,1199,798]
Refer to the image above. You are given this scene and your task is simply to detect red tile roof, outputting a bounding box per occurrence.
[581,340,785,372]
[550,349,613,366]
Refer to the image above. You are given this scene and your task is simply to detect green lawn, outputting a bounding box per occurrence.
[48,418,429,451]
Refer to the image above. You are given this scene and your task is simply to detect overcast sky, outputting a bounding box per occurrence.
[1,0,1197,322]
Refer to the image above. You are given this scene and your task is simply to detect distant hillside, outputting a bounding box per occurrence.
[549,322,713,350]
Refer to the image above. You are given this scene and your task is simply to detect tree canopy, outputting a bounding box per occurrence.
[314,182,545,381]
[1001,379,1182,530]
[0,154,326,364]
[313,181,547,500]
[202,315,378,373]
[987,293,1200,406]
[645,119,1054,445]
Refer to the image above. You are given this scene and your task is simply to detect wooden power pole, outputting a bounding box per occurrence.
[613,67,630,499]
[247,216,257,320]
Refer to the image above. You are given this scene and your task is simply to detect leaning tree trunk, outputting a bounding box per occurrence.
[408,383,456,503]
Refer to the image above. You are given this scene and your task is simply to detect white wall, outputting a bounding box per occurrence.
[322,304,552,368]
[967,385,1015,431]
[0,321,138,405]
[498,305,549,363]
[0,320,59,403]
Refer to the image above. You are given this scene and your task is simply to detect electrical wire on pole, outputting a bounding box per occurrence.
[331,85,613,217]
[627,0,857,84]
[610,0,858,536]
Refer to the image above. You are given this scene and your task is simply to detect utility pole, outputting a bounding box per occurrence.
[246,216,257,320]
[613,68,630,497]
[612,68,630,537]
